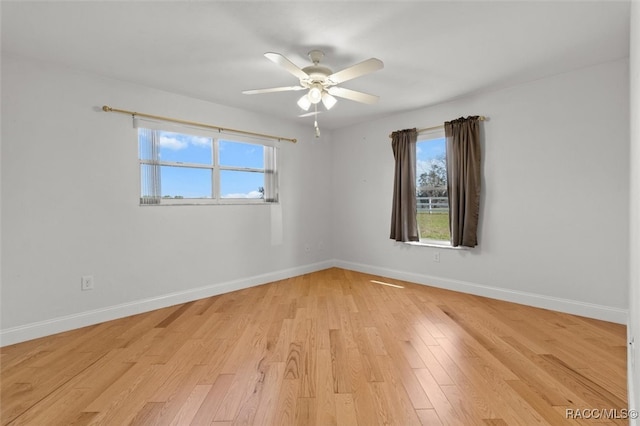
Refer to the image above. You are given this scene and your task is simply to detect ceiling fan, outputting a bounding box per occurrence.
[242,50,384,112]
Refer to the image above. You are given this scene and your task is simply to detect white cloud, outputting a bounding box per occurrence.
[159,135,211,150]
[159,135,188,150]
[190,136,211,147]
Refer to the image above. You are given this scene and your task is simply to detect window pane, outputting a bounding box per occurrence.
[417,212,451,241]
[416,137,450,241]
[219,140,264,169]
[160,166,212,199]
[220,170,264,199]
[158,131,212,165]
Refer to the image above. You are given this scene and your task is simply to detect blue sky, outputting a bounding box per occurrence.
[148,130,265,198]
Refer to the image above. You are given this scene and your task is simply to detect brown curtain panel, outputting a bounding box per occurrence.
[445,116,481,247]
[390,128,419,242]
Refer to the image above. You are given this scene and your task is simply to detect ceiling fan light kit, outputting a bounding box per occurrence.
[297,94,312,111]
[243,49,384,135]
[321,92,337,110]
[307,83,323,104]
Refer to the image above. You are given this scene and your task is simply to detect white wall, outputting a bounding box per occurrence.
[0,54,334,344]
[629,0,639,419]
[0,53,631,346]
[332,59,630,323]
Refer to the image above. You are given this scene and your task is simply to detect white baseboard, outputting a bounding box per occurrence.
[335,260,628,325]
[1,259,628,347]
[0,260,334,347]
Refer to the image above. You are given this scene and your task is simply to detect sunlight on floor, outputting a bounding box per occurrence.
[370,280,404,289]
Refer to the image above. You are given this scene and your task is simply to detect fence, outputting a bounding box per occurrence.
[417,197,448,213]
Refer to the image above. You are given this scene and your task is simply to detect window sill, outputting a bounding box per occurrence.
[140,200,278,206]
[405,241,467,250]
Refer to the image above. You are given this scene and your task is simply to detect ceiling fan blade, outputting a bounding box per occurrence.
[242,86,305,95]
[327,87,379,104]
[328,58,384,84]
[264,52,309,80]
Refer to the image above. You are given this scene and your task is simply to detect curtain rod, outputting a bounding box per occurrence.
[388,116,487,138]
[102,105,297,143]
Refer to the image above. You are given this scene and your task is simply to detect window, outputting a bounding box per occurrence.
[137,121,278,205]
[416,129,451,243]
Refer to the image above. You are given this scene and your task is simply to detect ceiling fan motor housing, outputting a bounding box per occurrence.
[301,65,333,87]
[308,49,324,64]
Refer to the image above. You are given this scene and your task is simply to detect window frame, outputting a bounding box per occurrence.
[137,120,278,206]
[415,128,452,247]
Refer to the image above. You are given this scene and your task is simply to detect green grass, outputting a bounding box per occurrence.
[417,212,450,241]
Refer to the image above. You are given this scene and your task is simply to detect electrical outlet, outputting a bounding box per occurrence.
[81,275,94,291]
[433,252,440,263]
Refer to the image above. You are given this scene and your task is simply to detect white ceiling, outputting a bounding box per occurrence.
[1,1,630,130]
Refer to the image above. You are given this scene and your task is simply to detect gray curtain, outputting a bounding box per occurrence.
[445,116,481,247]
[390,128,419,242]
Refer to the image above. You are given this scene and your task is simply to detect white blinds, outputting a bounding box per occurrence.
[264,145,278,203]
[138,128,161,205]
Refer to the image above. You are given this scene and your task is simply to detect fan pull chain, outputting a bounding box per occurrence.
[314,104,320,138]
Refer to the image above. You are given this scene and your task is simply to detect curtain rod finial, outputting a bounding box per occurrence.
[102,105,112,112]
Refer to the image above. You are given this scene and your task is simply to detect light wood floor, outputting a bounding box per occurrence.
[1,268,628,425]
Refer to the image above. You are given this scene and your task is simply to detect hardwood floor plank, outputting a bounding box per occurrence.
[128,401,165,425]
[348,312,385,383]
[328,329,351,394]
[197,339,234,385]
[167,384,211,426]
[4,349,135,425]
[408,336,454,386]
[416,408,443,425]
[344,346,380,426]
[332,393,356,425]
[506,380,573,425]
[190,374,235,425]
[272,374,300,426]
[314,349,337,426]
[84,363,165,425]
[414,368,468,426]
[440,307,576,407]
[377,352,431,415]
[296,319,317,398]
[1,268,627,425]
[155,301,196,329]
[427,339,553,425]
[499,335,593,407]
[249,362,285,426]
[213,363,263,422]
[440,384,489,426]
[293,397,316,426]
[538,354,627,409]
[147,365,207,424]
[1,350,107,424]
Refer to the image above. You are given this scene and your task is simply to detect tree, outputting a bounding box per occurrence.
[417,155,447,198]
